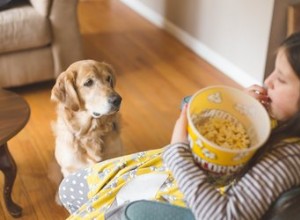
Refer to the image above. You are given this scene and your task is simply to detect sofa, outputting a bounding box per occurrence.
[0,0,83,88]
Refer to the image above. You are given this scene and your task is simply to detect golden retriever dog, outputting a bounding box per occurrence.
[51,60,123,181]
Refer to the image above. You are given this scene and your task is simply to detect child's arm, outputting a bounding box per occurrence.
[165,102,300,219]
[163,142,300,219]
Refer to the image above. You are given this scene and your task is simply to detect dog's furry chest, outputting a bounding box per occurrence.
[75,119,114,148]
[54,108,118,151]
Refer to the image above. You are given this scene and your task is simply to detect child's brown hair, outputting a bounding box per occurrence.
[237,32,300,180]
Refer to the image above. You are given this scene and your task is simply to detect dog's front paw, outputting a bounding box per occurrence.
[87,155,102,164]
[94,155,103,162]
[86,149,103,163]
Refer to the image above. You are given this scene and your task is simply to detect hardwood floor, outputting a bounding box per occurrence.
[0,0,241,219]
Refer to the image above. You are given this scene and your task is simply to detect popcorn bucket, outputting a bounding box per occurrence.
[187,86,271,184]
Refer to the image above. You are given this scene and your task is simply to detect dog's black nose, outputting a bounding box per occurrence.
[109,94,122,107]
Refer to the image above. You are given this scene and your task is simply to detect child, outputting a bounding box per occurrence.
[59,32,300,219]
[164,31,300,219]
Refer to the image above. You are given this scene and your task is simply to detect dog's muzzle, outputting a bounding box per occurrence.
[92,94,122,118]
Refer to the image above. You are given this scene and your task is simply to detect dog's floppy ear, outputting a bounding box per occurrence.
[51,70,80,111]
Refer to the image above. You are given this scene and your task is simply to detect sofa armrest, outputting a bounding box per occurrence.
[49,0,84,76]
[263,187,300,220]
[29,0,52,16]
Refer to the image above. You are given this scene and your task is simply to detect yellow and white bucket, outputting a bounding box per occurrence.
[187,86,271,177]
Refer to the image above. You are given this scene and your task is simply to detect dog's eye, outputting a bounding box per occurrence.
[84,79,94,87]
[106,75,113,86]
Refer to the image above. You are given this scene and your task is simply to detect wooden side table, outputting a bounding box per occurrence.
[0,89,30,218]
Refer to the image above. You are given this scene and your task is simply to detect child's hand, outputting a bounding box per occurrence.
[170,104,189,144]
[244,85,270,109]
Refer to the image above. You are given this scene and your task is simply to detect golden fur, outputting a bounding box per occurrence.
[51,60,123,179]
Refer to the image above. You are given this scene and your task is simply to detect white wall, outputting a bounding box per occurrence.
[120,0,275,87]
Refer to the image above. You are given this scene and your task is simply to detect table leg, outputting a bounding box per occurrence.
[0,143,22,218]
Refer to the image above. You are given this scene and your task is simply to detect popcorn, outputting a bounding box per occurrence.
[192,115,250,150]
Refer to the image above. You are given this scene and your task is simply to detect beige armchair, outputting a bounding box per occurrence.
[0,0,84,88]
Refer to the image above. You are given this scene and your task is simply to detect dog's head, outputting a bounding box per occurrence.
[51,60,122,118]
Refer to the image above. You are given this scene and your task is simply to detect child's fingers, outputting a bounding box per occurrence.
[171,104,189,144]
[245,84,267,95]
[245,85,270,106]
[181,103,188,117]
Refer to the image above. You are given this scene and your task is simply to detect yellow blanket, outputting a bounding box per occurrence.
[67,148,186,220]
